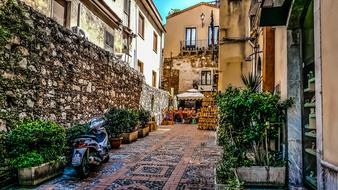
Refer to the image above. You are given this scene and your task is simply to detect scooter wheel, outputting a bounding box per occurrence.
[75,155,90,178]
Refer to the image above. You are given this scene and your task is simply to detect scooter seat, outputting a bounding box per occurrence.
[77,135,97,141]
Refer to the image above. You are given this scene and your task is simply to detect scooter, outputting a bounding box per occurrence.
[71,118,110,178]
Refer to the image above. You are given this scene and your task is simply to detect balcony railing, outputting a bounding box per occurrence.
[180,40,219,54]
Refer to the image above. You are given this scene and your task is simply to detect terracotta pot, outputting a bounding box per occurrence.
[122,131,138,144]
[18,160,64,186]
[138,126,150,138]
[148,121,158,132]
[109,137,123,149]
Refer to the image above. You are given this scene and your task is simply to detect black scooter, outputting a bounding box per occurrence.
[71,118,110,177]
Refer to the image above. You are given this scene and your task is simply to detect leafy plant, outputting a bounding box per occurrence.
[241,72,261,92]
[105,108,139,137]
[216,86,293,185]
[138,109,151,128]
[5,119,66,169]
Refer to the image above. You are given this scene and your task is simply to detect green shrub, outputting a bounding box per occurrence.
[105,108,138,137]
[138,109,151,128]
[66,123,88,144]
[9,152,44,169]
[5,119,66,169]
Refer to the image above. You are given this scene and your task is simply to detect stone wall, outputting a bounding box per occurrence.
[0,2,144,130]
[140,84,169,125]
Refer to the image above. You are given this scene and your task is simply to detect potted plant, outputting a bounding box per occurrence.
[149,115,158,132]
[215,79,293,188]
[5,119,66,186]
[121,109,139,144]
[105,108,124,149]
[137,109,151,138]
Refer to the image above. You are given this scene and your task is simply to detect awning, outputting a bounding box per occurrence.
[177,89,204,101]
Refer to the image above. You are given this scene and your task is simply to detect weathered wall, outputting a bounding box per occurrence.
[218,0,252,91]
[274,27,288,99]
[164,3,220,58]
[0,3,143,130]
[163,55,217,93]
[21,0,124,53]
[140,84,169,125]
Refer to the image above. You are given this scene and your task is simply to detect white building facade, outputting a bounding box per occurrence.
[104,0,164,88]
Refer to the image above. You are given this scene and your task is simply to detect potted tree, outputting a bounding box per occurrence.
[105,108,124,149]
[138,109,151,138]
[149,115,158,132]
[121,109,139,144]
[5,119,66,186]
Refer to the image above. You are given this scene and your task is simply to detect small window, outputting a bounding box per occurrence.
[201,71,212,85]
[153,32,158,53]
[104,31,114,52]
[138,60,144,74]
[208,26,219,45]
[152,71,157,87]
[53,0,68,26]
[138,13,145,38]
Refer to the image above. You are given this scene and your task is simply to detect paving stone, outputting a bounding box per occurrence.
[36,124,221,189]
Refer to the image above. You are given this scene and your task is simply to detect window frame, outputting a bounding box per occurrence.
[104,30,115,52]
[138,13,145,39]
[201,71,212,85]
[138,60,144,74]
[153,32,158,53]
[152,70,157,87]
[123,0,130,15]
[52,0,69,27]
[185,27,197,48]
[208,26,219,46]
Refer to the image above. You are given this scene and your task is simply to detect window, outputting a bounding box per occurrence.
[124,0,130,14]
[185,27,196,48]
[153,32,158,53]
[104,31,114,52]
[152,71,157,87]
[208,26,219,45]
[201,71,212,85]
[138,60,144,74]
[52,0,68,26]
[138,13,145,38]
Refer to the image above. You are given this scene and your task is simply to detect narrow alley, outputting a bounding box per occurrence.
[37,125,221,190]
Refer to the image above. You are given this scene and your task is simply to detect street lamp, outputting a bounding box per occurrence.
[200,13,205,27]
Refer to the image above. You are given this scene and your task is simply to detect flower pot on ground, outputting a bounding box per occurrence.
[18,160,64,186]
[138,125,150,138]
[122,131,138,144]
[109,137,123,149]
[236,166,285,185]
[149,121,158,132]
[5,120,66,186]
[137,109,151,138]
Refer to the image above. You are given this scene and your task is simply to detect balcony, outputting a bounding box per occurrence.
[180,40,219,55]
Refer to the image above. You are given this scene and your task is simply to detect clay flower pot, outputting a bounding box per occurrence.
[138,126,150,138]
[122,131,138,144]
[109,137,123,149]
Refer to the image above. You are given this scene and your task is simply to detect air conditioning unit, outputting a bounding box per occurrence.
[71,26,88,39]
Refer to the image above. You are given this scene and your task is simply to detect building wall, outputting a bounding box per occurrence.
[164,4,220,58]
[218,0,252,91]
[274,27,288,99]
[22,0,124,53]
[320,0,338,188]
[136,2,162,88]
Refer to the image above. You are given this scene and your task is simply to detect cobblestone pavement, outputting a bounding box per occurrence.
[38,124,222,190]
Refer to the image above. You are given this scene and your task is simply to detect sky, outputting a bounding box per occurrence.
[153,0,209,23]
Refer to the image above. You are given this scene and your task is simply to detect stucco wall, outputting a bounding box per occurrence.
[321,0,338,167]
[22,0,124,53]
[218,0,252,91]
[164,4,220,58]
[135,1,162,88]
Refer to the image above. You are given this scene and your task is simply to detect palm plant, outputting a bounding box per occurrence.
[241,72,261,92]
